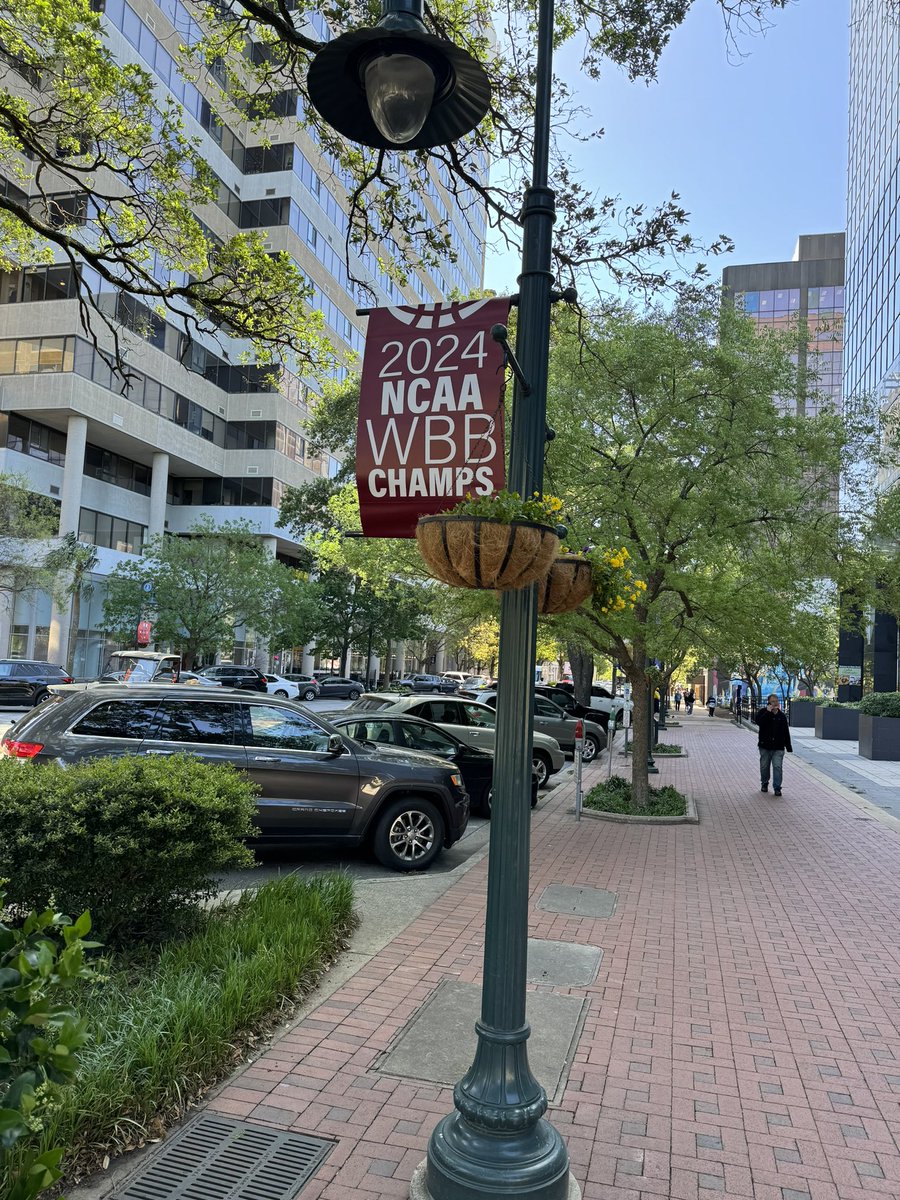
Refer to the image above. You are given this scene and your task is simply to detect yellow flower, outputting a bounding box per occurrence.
[630,594,638,602]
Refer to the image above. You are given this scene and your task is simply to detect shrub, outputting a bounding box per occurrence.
[858,691,900,718]
[0,755,256,943]
[4,875,354,1188]
[0,898,98,1200]
[585,777,687,816]
[653,743,682,755]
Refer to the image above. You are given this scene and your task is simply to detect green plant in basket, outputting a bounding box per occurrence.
[443,490,565,527]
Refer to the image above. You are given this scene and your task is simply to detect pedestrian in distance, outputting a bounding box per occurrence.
[707,694,717,717]
[685,688,695,715]
[674,687,683,713]
[754,693,793,796]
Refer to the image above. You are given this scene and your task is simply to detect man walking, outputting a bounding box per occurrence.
[754,693,793,795]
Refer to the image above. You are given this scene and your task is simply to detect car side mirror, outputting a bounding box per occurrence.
[327,733,345,756]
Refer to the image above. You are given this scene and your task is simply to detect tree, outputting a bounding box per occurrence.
[544,300,868,808]
[101,518,318,666]
[0,0,795,367]
[459,617,500,675]
[0,474,93,640]
[54,533,99,673]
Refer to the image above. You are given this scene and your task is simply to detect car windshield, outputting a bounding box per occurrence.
[104,656,157,682]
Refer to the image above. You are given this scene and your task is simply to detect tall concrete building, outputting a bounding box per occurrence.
[722,232,845,418]
[844,0,900,694]
[0,0,486,675]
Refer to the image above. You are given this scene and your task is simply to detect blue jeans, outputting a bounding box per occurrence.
[759,748,785,791]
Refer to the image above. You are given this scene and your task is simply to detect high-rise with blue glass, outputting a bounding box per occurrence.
[0,0,486,675]
[845,0,900,693]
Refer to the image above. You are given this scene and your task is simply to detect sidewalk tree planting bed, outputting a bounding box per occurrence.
[858,692,900,760]
[0,874,355,1194]
[814,704,860,741]
[584,775,687,817]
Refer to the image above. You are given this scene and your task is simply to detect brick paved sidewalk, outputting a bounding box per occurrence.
[209,715,900,1200]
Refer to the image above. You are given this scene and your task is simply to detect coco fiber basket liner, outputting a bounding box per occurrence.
[537,555,593,614]
[416,515,560,590]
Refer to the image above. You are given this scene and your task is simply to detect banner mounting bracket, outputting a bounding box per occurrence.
[490,324,531,396]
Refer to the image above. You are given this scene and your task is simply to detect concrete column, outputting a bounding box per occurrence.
[367,654,380,687]
[253,537,279,670]
[0,601,11,658]
[47,415,88,665]
[301,642,316,675]
[434,646,446,674]
[395,640,407,678]
[148,451,169,539]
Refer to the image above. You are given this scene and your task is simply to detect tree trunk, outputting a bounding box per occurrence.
[568,643,593,707]
[65,592,80,675]
[340,640,351,677]
[625,660,651,811]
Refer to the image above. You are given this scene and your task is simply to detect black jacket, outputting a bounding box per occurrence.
[754,706,793,752]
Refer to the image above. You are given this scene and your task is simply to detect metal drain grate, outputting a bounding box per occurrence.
[115,1114,333,1200]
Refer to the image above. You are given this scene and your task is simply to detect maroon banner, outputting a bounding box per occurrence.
[357,298,510,537]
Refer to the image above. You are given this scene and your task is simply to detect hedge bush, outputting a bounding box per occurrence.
[858,691,900,718]
[0,755,256,943]
[0,898,98,1200]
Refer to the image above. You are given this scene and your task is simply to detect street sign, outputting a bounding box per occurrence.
[357,298,511,537]
[142,582,153,593]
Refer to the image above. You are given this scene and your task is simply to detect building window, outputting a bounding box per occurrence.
[6,414,66,465]
[78,507,146,554]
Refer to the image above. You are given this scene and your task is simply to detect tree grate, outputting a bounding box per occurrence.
[114,1114,333,1200]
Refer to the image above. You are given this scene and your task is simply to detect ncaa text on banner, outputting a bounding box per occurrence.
[357,298,511,537]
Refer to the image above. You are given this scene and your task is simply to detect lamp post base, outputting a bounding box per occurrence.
[410,1160,582,1200]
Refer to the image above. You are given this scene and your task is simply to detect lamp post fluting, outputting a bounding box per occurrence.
[308,0,577,1190]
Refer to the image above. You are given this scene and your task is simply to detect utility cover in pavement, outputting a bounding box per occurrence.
[377,980,586,1101]
[527,938,603,986]
[537,884,617,918]
[114,1114,332,1200]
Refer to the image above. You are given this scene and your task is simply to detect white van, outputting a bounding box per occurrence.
[441,671,471,685]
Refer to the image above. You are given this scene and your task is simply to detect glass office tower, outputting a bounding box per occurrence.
[845,0,900,693]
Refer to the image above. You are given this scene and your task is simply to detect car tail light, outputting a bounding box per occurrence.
[2,738,44,758]
[61,676,74,684]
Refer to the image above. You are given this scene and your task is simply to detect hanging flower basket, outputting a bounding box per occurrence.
[416,515,560,591]
[537,554,593,614]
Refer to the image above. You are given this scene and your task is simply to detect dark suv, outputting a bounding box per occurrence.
[1,687,469,871]
[198,664,267,692]
[0,660,73,707]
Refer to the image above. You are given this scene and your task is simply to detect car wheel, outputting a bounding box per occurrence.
[582,734,601,763]
[373,798,445,871]
[274,689,289,698]
[302,688,317,701]
[348,688,361,701]
[532,752,551,788]
[33,690,51,706]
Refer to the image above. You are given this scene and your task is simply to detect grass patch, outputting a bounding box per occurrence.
[584,775,688,816]
[3,874,355,1192]
[653,743,683,755]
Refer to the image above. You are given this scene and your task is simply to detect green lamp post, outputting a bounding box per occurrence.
[308,0,578,1193]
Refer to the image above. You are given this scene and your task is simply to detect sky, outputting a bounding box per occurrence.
[483,0,851,294]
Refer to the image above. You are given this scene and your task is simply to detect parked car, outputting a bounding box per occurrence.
[369,695,565,787]
[538,683,631,726]
[284,674,322,700]
[0,686,469,871]
[398,673,458,693]
[263,673,302,700]
[179,671,222,687]
[0,660,73,708]
[457,676,496,695]
[441,671,472,686]
[316,676,364,700]
[345,693,396,712]
[198,664,268,692]
[328,711,541,817]
[92,651,183,685]
[477,691,607,762]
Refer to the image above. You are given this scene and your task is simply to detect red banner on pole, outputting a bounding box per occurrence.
[357,298,511,538]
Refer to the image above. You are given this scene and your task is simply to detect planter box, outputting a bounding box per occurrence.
[814,706,859,740]
[859,713,900,760]
[788,701,817,728]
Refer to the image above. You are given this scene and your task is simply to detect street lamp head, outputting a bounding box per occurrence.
[307,4,491,150]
